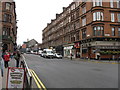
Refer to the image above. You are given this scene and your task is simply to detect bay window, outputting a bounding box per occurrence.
[93,12,103,21]
[93,26,104,36]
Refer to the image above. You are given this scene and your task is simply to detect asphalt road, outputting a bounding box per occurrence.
[24,54,118,88]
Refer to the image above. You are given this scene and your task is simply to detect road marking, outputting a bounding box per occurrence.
[30,69,47,90]
[30,70,42,89]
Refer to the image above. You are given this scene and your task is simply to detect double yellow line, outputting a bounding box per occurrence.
[30,69,47,90]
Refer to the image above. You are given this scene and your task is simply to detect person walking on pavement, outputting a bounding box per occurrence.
[70,53,73,60]
[14,50,21,67]
[3,50,10,68]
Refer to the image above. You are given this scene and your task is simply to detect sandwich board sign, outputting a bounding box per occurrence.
[7,67,25,89]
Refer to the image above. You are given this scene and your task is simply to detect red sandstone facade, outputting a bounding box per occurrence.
[42,0,120,60]
[0,0,17,52]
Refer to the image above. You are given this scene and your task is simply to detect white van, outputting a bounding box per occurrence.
[43,49,54,58]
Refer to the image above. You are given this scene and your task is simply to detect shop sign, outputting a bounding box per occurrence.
[95,46,120,49]
[7,67,25,89]
[64,46,73,50]
[105,34,110,36]
[74,43,80,48]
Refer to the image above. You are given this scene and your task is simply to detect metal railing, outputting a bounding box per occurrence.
[20,55,32,89]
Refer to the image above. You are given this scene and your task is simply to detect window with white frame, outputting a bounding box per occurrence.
[112,27,115,36]
[110,0,114,8]
[93,12,103,21]
[118,13,120,22]
[68,16,71,22]
[118,28,120,36]
[2,27,10,36]
[82,6,86,14]
[82,29,86,39]
[93,26,104,36]
[117,0,120,8]
[5,3,11,10]
[2,29,6,35]
[82,17,86,26]
[75,2,80,7]
[71,4,75,10]
[111,13,115,22]
[93,0,102,7]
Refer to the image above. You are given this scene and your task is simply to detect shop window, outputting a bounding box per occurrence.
[82,48,87,54]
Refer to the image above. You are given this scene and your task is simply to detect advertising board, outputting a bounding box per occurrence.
[7,67,25,89]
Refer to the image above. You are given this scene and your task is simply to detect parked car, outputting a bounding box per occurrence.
[40,51,44,57]
[38,50,43,56]
[42,49,54,58]
[54,53,62,59]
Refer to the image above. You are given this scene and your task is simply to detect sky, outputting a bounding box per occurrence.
[15,0,73,45]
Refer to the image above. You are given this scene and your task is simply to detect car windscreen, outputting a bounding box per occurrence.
[47,51,53,54]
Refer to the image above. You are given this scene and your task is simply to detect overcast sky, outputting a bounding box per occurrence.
[15,0,73,45]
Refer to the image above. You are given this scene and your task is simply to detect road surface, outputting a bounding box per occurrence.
[24,54,118,88]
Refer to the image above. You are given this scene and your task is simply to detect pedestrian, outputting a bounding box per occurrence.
[96,53,100,60]
[118,56,120,62]
[14,50,21,67]
[70,53,73,60]
[8,50,13,59]
[3,50,11,68]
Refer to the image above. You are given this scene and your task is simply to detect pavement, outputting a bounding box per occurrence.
[69,58,120,64]
[0,58,16,89]
[0,69,2,90]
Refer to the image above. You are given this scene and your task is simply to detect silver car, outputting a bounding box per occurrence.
[54,53,62,59]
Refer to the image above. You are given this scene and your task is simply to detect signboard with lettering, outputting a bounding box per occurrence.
[7,67,25,89]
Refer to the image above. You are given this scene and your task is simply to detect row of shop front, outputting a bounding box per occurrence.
[55,38,120,60]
